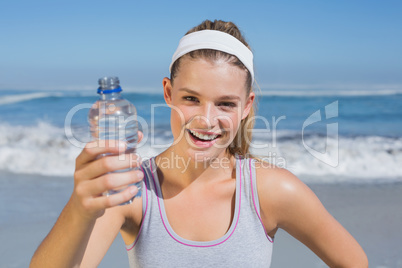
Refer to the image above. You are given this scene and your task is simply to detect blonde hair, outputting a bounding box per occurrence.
[170,19,257,157]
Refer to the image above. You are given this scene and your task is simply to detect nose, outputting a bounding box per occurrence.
[195,102,219,128]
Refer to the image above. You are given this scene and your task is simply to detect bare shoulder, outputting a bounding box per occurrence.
[253,158,312,200]
[253,158,319,227]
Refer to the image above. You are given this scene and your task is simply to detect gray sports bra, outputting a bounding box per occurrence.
[126,157,274,267]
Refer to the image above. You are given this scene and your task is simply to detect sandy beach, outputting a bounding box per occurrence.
[1,171,401,268]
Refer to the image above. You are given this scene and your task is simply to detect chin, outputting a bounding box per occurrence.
[186,149,215,162]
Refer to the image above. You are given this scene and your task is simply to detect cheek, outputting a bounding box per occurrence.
[231,113,242,131]
[170,105,193,135]
[170,110,181,137]
[220,112,242,135]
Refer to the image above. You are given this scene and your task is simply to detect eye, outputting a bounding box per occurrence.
[183,96,199,102]
[219,102,237,108]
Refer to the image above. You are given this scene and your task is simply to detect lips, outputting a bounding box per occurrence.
[186,129,222,148]
[188,129,220,141]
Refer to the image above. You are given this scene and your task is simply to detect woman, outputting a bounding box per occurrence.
[30,19,368,267]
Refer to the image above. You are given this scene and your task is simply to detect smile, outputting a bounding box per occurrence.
[187,129,221,141]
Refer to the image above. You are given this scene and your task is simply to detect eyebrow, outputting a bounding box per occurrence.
[178,87,241,101]
[178,88,200,96]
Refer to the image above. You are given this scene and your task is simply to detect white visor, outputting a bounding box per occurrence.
[169,30,254,83]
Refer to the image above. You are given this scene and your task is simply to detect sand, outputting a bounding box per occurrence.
[0,171,401,268]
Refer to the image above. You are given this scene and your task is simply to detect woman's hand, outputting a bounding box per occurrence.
[30,132,145,268]
[71,132,144,221]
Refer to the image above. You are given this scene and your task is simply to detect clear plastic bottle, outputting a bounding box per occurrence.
[88,76,141,205]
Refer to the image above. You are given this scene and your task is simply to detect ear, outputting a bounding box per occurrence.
[162,77,173,105]
[241,92,255,120]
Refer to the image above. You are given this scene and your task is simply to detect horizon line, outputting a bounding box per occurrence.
[1,83,402,94]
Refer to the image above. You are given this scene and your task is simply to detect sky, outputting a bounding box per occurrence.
[0,0,401,92]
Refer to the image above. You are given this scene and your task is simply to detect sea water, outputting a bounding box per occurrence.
[0,89,401,183]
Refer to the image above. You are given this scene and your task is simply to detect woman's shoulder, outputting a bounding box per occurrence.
[251,157,316,214]
[251,157,301,189]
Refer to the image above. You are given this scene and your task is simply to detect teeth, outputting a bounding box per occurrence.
[189,130,219,141]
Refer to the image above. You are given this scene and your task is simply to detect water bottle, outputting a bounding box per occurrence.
[88,76,141,205]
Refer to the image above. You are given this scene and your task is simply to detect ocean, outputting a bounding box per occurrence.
[0,89,401,183]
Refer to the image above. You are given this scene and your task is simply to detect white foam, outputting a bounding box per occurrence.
[0,122,80,176]
[250,134,402,182]
[0,92,55,105]
[0,121,166,177]
[0,122,401,182]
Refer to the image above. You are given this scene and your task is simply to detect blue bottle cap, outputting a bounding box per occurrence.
[97,76,122,94]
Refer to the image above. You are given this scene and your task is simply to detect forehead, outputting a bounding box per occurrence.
[172,58,248,98]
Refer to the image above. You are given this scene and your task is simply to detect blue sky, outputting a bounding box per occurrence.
[1,0,401,92]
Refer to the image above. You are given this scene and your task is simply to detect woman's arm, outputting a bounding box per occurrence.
[30,139,143,268]
[256,165,368,267]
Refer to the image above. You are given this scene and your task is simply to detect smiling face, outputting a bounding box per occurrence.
[163,57,255,162]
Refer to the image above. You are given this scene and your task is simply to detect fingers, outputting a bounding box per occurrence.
[76,132,143,168]
[75,153,142,182]
[77,169,144,197]
[71,136,145,215]
[72,168,144,217]
[137,131,143,143]
[83,185,140,211]
[76,140,127,167]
